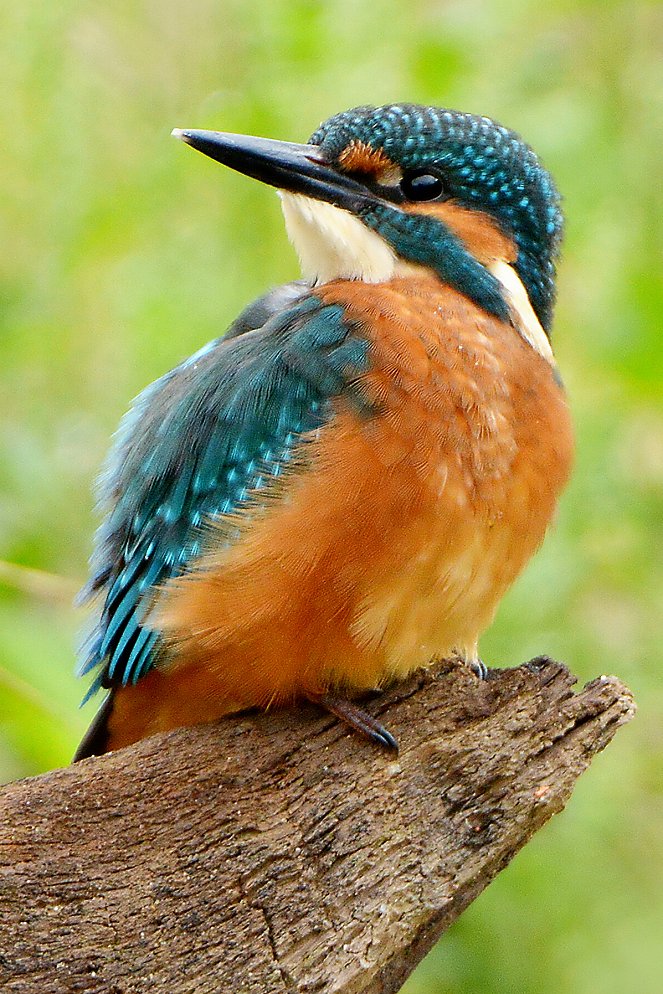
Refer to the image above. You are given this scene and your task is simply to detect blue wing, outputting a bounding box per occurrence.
[79,283,370,697]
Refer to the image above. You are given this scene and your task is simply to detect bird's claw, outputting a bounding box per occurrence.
[312,692,399,753]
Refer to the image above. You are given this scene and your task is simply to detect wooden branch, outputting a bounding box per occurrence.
[0,658,634,994]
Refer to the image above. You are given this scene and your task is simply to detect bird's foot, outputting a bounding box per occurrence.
[467,657,489,680]
[311,692,399,753]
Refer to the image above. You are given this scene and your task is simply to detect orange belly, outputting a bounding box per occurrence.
[106,276,573,752]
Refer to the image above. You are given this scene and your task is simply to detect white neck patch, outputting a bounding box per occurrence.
[487,259,554,364]
[280,192,554,365]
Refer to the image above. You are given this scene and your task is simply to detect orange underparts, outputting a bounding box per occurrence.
[106,274,573,753]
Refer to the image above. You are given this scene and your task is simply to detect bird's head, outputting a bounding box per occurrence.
[174,103,562,343]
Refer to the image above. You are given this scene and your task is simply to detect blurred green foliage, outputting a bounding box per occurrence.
[0,0,661,990]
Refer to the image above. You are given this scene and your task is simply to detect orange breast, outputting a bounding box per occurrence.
[107,275,573,750]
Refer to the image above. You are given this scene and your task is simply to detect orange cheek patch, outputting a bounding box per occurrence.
[337,140,402,184]
[403,201,517,265]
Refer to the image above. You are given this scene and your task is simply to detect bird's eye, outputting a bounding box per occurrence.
[400,170,446,202]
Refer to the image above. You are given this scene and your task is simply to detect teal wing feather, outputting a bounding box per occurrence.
[79,283,370,697]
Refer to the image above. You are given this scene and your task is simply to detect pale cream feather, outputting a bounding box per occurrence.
[487,259,555,364]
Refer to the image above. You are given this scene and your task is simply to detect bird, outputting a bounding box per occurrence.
[73,103,574,761]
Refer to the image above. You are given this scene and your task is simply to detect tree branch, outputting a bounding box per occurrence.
[0,658,635,994]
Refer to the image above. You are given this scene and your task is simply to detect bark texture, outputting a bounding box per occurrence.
[0,658,635,994]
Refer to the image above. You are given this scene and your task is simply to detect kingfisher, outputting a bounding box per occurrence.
[74,103,573,761]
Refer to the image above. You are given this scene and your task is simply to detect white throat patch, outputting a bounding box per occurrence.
[280,192,400,285]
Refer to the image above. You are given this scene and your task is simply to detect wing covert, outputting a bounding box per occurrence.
[79,286,370,695]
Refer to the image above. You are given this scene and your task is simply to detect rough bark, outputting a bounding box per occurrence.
[0,658,635,994]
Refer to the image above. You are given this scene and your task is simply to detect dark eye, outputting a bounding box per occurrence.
[400,170,446,202]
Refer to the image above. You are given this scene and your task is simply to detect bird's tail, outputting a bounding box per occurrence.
[73,692,115,762]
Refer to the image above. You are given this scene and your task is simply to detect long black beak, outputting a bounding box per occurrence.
[172,128,376,215]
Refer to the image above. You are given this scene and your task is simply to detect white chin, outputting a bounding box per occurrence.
[280,192,400,285]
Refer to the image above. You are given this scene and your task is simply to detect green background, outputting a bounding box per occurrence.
[1,1,661,991]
